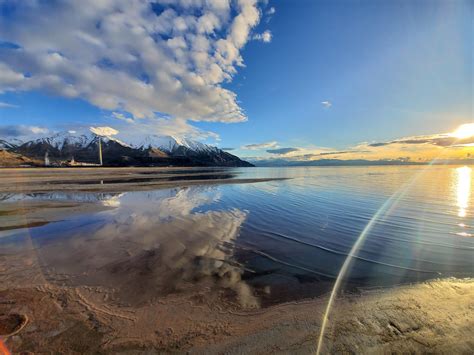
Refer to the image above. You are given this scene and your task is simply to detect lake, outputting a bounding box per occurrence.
[1,165,473,309]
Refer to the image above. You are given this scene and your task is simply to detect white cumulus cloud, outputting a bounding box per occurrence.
[90,126,119,137]
[0,0,270,134]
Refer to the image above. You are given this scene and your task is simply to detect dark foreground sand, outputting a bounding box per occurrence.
[0,278,472,354]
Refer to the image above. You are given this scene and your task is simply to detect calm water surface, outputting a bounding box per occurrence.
[1,166,473,306]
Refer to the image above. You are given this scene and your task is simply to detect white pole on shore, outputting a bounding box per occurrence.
[99,137,103,166]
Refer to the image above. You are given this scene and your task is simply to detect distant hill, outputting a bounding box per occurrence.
[251,158,426,167]
[2,132,253,167]
[251,158,474,167]
[0,150,40,167]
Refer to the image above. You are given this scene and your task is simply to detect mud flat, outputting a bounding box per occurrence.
[0,199,114,233]
[0,277,472,354]
[0,167,285,193]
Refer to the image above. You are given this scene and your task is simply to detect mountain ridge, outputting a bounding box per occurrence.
[0,131,253,167]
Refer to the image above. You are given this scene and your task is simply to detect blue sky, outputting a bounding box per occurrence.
[0,0,472,161]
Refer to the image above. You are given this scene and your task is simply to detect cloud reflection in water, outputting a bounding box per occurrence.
[31,187,259,308]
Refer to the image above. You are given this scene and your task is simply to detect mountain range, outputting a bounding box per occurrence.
[0,132,253,167]
[248,158,424,167]
[248,158,474,166]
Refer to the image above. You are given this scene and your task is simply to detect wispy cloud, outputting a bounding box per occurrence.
[265,6,276,23]
[299,150,370,159]
[0,101,18,108]
[267,147,299,155]
[253,30,272,43]
[321,101,332,109]
[368,132,473,148]
[242,141,278,150]
[266,7,276,16]
[0,125,49,138]
[112,112,134,124]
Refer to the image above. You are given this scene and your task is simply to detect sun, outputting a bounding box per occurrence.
[452,123,474,139]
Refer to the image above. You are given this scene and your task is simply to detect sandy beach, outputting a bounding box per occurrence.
[1,276,472,353]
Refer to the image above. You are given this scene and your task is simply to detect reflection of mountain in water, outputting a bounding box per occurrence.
[28,187,258,308]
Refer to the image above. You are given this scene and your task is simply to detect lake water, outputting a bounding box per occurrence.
[1,166,473,308]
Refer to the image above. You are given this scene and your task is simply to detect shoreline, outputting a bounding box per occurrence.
[0,167,288,193]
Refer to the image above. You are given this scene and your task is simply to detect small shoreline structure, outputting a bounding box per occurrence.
[67,157,102,167]
[44,152,102,167]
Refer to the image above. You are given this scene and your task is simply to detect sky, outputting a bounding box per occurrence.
[0,0,472,162]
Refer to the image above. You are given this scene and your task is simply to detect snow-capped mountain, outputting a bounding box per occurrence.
[130,135,218,154]
[21,131,96,150]
[21,131,127,150]
[0,138,23,150]
[131,135,184,152]
[2,131,252,167]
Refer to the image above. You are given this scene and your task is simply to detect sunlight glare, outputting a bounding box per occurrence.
[455,166,471,218]
[452,123,474,139]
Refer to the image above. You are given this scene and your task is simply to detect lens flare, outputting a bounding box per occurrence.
[316,191,405,355]
[316,162,436,354]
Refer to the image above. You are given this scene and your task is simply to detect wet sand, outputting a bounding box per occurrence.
[0,167,286,193]
[1,277,472,354]
[0,199,113,233]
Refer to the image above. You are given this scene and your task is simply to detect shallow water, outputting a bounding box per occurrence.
[42,173,237,185]
[1,166,473,307]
